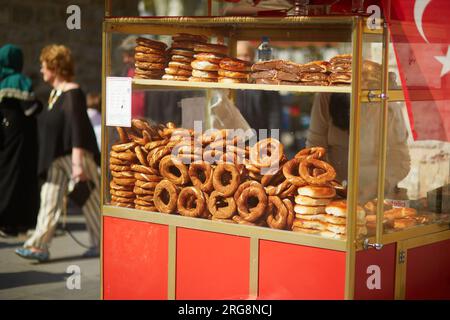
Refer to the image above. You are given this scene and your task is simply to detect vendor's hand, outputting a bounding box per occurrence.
[72,164,87,182]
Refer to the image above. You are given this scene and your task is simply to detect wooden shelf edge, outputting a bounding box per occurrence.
[132,78,352,93]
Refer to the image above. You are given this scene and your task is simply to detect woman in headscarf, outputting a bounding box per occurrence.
[0,44,41,237]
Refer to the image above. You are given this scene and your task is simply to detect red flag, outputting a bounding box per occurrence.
[386,0,450,141]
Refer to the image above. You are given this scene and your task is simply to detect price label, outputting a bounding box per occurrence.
[106,76,132,127]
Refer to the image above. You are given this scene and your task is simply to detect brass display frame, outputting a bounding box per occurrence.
[100,2,450,300]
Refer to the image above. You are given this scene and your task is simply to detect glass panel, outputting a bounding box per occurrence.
[104,27,358,240]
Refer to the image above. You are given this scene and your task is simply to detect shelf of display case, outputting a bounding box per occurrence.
[102,205,347,251]
[132,78,352,93]
[104,15,359,41]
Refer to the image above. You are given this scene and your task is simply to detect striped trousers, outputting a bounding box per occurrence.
[24,153,101,251]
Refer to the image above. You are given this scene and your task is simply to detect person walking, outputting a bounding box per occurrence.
[0,44,41,237]
[15,44,101,261]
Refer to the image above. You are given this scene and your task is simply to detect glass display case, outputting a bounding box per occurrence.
[101,1,450,300]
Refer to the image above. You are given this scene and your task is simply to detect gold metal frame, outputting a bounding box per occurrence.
[101,3,450,300]
[394,230,450,299]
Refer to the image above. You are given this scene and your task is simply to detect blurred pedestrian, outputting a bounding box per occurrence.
[0,44,41,237]
[15,45,100,261]
[86,92,101,150]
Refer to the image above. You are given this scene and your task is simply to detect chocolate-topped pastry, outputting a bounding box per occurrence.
[251,59,284,71]
[328,73,351,84]
[299,73,328,82]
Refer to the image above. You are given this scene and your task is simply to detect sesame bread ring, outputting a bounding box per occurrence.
[135,37,167,51]
[169,48,195,57]
[116,127,129,143]
[279,184,297,199]
[193,52,226,64]
[170,55,194,63]
[299,158,336,186]
[282,158,306,187]
[164,67,192,77]
[207,191,237,219]
[109,164,132,172]
[188,161,214,193]
[194,43,228,55]
[177,186,206,217]
[110,189,135,198]
[134,52,166,63]
[112,141,137,152]
[219,58,252,72]
[135,61,165,70]
[283,198,295,230]
[236,186,268,222]
[159,155,190,186]
[188,76,216,82]
[135,180,159,190]
[136,194,156,203]
[145,139,169,151]
[111,195,135,204]
[218,69,249,79]
[134,197,154,206]
[112,177,136,187]
[135,146,148,166]
[172,33,208,43]
[218,77,248,84]
[250,138,284,168]
[266,196,288,230]
[148,146,172,169]
[191,60,219,71]
[111,170,135,179]
[135,45,165,55]
[134,173,163,183]
[168,61,192,70]
[294,146,326,160]
[110,181,133,191]
[110,150,137,162]
[133,186,155,196]
[212,163,241,197]
[162,74,189,81]
[130,164,159,175]
[109,157,130,166]
[153,179,179,214]
[234,180,264,204]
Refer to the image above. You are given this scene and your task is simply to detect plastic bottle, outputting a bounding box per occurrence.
[257,36,273,62]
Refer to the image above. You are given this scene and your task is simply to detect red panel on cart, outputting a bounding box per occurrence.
[176,228,250,299]
[259,240,346,299]
[103,216,169,300]
[354,243,396,300]
[406,239,450,300]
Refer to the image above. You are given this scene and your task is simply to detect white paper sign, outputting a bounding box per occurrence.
[106,77,132,127]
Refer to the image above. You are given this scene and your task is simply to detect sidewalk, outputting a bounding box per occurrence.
[0,215,100,300]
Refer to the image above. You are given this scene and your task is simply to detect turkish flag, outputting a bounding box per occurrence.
[385,0,450,141]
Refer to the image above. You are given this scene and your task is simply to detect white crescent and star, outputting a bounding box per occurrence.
[414,0,450,78]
